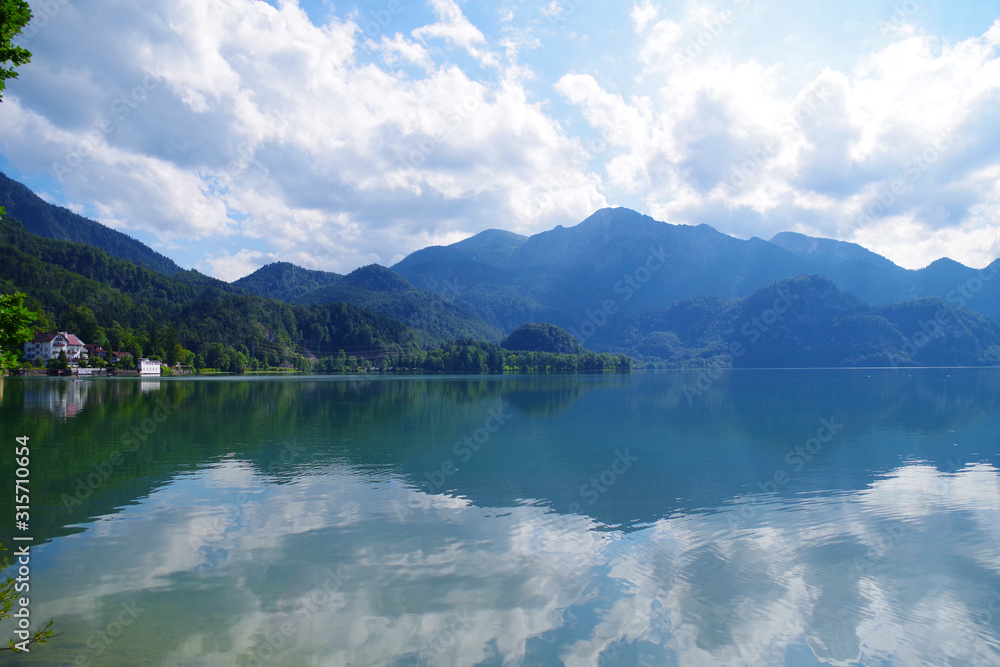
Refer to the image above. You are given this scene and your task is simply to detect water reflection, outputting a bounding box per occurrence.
[139,379,161,394]
[17,460,1000,666]
[1,371,999,665]
[22,378,93,419]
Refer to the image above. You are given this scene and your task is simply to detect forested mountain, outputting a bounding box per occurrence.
[231,261,343,302]
[392,207,1000,331]
[603,275,1000,368]
[0,172,184,275]
[234,262,503,343]
[0,215,416,370]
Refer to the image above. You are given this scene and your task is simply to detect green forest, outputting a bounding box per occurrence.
[0,213,630,374]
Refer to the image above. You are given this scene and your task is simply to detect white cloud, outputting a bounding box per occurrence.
[0,0,599,277]
[373,33,434,71]
[4,1,1000,278]
[557,14,1000,268]
[412,0,497,67]
[201,249,280,282]
[631,0,658,33]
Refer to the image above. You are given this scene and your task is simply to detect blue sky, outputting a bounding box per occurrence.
[3,0,1000,279]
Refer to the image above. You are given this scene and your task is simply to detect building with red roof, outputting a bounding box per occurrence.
[84,343,109,360]
[23,331,87,363]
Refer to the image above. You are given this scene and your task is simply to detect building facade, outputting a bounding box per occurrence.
[23,332,86,363]
[138,358,162,376]
[84,343,109,360]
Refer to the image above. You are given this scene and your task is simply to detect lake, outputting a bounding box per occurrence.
[2,370,999,666]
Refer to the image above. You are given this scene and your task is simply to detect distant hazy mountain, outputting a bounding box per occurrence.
[234,262,503,344]
[769,232,1000,318]
[600,274,1000,367]
[0,172,184,275]
[393,207,1000,335]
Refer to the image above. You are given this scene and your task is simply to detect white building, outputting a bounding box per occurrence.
[138,358,162,376]
[23,332,86,363]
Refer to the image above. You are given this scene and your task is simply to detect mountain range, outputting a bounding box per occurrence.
[391,207,1000,330]
[2,171,999,367]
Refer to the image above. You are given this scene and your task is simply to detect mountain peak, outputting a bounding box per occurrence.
[454,228,528,250]
[576,207,657,228]
[240,261,341,282]
[528,207,673,249]
[343,264,412,293]
[923,257,966,270]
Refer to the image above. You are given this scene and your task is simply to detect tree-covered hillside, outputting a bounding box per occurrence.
[0,172,184,275]
[502,323,584,354]
[605,275,1000,368]
[236,262,503,344]
[0,214,415,370]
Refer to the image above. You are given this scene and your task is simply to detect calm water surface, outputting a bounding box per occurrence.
[1,370,999,666]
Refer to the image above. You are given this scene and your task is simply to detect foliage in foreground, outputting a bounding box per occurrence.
[0,290,37,373]
[0,0,32,101]
[0,544,55,653]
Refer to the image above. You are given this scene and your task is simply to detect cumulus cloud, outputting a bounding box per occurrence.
[373,33,434,71]
[631,0,659,33]
[412,0,497,67]
[0,0,599,277]
[558,10,1000,269]
[202,248,281,282]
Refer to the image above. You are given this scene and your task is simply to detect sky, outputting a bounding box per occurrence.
[2,0,1000,281]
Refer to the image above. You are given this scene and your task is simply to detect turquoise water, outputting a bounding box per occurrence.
[1,370,999,665]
